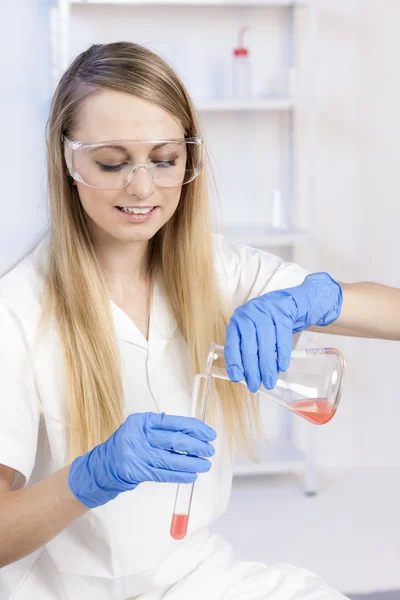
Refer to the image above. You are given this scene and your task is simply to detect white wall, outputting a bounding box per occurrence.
[0,0,50,275]
[300,0,400,468]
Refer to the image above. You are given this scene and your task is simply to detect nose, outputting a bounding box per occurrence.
[125,165,155,200]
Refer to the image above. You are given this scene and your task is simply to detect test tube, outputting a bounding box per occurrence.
[170,373,212,540]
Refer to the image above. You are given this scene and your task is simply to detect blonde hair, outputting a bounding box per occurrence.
[43,42,260,460]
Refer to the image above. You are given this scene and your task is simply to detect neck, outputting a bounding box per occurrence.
[96,237,150,298]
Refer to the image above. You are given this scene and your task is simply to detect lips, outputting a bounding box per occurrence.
[116,206,156,214]
[115,205,159,223]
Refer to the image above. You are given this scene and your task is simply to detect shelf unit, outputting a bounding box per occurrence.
[69,0,306,5]
[219,224,308,247]
[50,0,319,492]
[196,97,294,112]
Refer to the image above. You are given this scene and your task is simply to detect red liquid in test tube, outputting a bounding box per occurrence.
[170,513,189,540]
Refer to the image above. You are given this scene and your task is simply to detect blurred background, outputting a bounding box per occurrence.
[1,0,399,598]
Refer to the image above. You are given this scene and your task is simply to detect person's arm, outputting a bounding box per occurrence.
[0,412,216,568]
[221,248,400,391]
[311,282,400,340]
[0,463,88,568]
[224,273,400,392]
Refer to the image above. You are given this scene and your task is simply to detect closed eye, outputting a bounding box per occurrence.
[96,162,127,172]
[152,159,177,168]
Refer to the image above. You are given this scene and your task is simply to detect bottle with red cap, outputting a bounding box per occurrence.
[233,26,252,99]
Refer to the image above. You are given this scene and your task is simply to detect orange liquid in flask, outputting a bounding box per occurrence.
[290,398,336,425]
[170,513,189,540]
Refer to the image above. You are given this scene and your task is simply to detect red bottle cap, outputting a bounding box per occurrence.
[234,47,249,57]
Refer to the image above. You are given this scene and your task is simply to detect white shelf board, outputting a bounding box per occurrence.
[219,225,309,247]
[196,97,293,112]
[233,439,305,477]
[71,0,306,6]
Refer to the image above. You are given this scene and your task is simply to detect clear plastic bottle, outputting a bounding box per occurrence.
[232,26,251,99]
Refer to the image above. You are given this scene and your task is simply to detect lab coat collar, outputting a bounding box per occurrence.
[110,300,148,349]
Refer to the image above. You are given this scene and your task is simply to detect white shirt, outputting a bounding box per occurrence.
[0,235,309,599]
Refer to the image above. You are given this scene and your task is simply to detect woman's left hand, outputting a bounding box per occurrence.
[224,272,343,393]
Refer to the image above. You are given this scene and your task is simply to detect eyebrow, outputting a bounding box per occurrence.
[88,142,172,154]
[88,144,129,154]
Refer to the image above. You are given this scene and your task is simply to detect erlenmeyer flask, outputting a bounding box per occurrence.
[170,342,345,540]
[206,343,345,425]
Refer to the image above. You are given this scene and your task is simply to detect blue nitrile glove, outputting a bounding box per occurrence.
[68,412,216,509]
[225,272,343,393]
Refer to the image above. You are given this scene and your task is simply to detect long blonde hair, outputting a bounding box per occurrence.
[43,42,260,460]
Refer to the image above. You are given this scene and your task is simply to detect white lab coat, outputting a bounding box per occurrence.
[0,235,346,600]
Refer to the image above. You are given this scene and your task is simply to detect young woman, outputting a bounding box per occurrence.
[0,42,399,600]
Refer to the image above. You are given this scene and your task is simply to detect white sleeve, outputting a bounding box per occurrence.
[214,235,310,309]
[0,300,40,488]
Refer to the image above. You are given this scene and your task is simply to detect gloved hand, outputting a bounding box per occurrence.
[225,272,343,393]
[68,412,216,509]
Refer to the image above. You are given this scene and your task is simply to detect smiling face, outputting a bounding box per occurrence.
[69,89,185,245]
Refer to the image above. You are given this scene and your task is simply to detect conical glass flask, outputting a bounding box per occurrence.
[205,343,345,425]
[170,342,345,541]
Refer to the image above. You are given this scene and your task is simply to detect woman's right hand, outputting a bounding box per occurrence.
[68,412,216,509]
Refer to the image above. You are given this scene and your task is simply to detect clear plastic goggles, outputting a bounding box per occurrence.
[62,136,204,190]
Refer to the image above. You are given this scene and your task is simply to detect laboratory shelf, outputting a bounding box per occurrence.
[71,0,305,6]
[219,225,309,247]
[196,97,294,112]
[233,439,305,477]
[53,0,318,493]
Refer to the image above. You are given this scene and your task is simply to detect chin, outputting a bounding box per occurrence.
[116,222,165,243]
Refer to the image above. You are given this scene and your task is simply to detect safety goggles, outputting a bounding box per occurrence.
[62,136,204,190]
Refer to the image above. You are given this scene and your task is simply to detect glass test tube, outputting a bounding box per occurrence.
[170,373,212,540]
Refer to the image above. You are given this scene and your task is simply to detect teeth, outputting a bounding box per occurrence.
[120,206,154,214]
